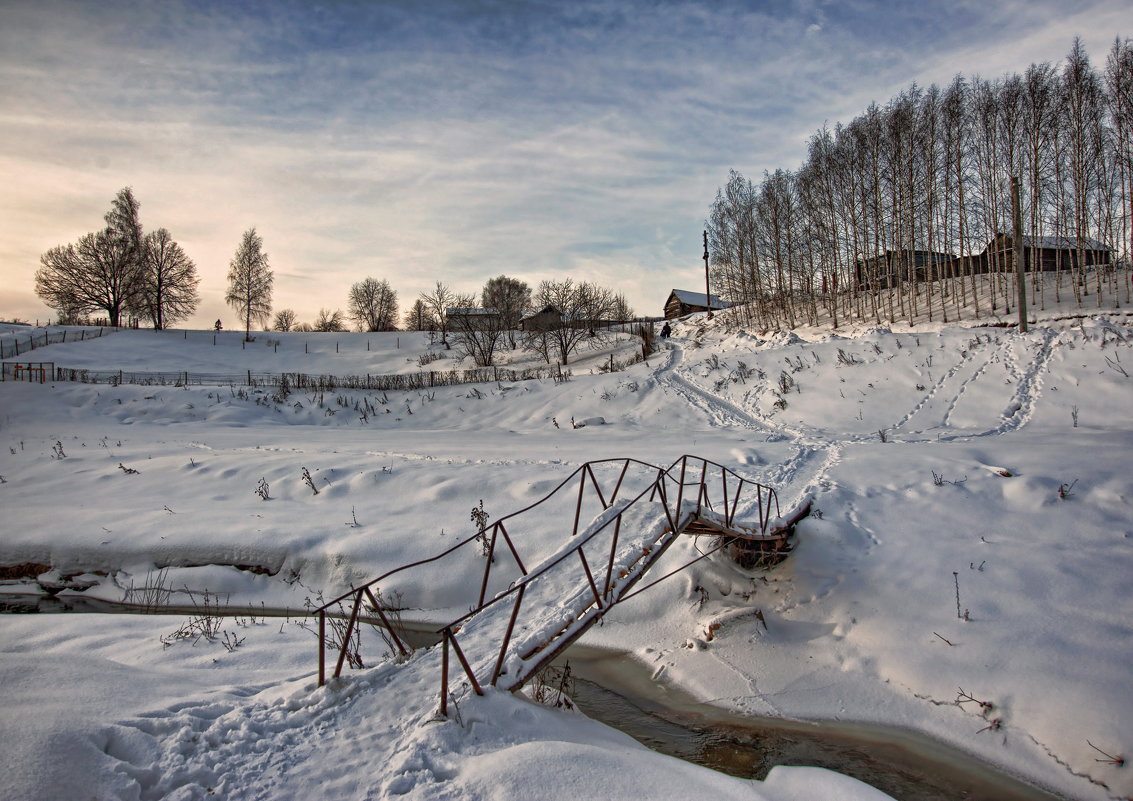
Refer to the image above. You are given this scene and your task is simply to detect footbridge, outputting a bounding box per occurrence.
[315,455,809,715]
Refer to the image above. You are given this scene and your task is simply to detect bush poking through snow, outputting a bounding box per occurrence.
[531,663,574,710]
[255,477,270,500]
[302,467,319,495]
[956,687,995,715]
[1086,741,1126,767]
[471,500,490,558]
[837,348,861,367]
[123,568,173,612]
[160,588,227,648]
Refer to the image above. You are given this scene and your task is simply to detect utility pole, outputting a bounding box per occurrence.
[1012,176,1028,333]
[703,229,712,320]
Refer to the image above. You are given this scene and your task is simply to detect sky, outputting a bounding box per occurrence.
[0,0,1128,329]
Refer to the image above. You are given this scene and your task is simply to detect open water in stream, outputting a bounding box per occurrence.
[0,594,1065,800]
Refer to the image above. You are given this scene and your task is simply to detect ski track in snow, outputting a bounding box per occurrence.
[656,343,839,514]
[937,328,1056,442]
[886,335,1002,438]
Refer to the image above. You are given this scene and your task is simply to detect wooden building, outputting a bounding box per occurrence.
[979,234,1113,273]
[446,307,501,331]
[664,289,732,320]
[519,305,562,332]
[855,250,955,290]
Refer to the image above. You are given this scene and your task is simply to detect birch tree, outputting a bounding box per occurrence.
[225,227,273,341]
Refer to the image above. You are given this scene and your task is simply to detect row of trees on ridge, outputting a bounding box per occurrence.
[271,276,635,366]
[33,190,634,362]
[707,37,1133,330]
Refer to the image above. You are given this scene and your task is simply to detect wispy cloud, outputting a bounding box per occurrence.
[0,0,1127,325]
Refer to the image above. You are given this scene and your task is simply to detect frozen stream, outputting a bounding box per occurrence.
[1,594,1065,801]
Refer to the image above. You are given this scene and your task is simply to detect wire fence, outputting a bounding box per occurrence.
[3,362,574,390]
[0,326,113,360]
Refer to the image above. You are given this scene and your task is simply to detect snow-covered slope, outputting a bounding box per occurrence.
[1,312,1131,800]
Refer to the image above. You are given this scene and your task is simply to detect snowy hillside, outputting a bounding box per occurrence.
[1,309,1131,801]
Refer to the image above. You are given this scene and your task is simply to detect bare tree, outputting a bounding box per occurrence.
[225,227,273,341]
[449,305,507,367]
[313,308,347,332]
[420,281,457,346]
[527,279,618,365]
[271,309,298,331]
[108,187,145,315]
[403,299,434,331]
[1062,38,1108,306]
[1106,38,1133,303]
[139,228,199,329]
[610,292,635,321]
[481,275,531,347]
[348,277,399,331]
[35,188,147,327]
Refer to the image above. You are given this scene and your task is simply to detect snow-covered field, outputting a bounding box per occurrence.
[1,300,1131,800]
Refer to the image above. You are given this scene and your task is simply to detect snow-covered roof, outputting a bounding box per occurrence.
[669,289,731,309]
[1021,235,1111,251]
[994,235,1112,251]
[520,305,561,320]
[446,307,500,316]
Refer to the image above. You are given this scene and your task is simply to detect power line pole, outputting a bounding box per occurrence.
[703,229,712,320]
[1012,176,1027,333]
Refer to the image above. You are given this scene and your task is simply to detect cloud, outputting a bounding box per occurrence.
[0,0,1128,326]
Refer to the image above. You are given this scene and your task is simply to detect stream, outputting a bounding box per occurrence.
[0,593,1064,800]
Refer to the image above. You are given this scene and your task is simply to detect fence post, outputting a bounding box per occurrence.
[247,370,252,386]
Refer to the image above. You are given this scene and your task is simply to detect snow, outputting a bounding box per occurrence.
[1,298,1131,800]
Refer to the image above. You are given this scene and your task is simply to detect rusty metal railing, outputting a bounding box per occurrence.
[314,455,782,711]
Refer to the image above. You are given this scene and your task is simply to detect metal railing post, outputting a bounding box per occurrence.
[491,585,527,685]
[603,515,623,598]
[333,588,364,679]
[440,631,450,717]
[318,610,326,686]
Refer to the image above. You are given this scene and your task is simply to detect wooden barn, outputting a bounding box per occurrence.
[519,305,562,332]
[664,289,732,320]
[446,307,501,331]
[855,250,955,290]
[979,234,1113,273]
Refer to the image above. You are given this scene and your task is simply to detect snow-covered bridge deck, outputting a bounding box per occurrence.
[315,455,805,713]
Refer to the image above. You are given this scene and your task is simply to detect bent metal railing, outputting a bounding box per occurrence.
[314,455,790,714]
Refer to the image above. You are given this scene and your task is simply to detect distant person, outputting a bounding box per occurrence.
[214,319,222,331]
[660,322,671,338]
